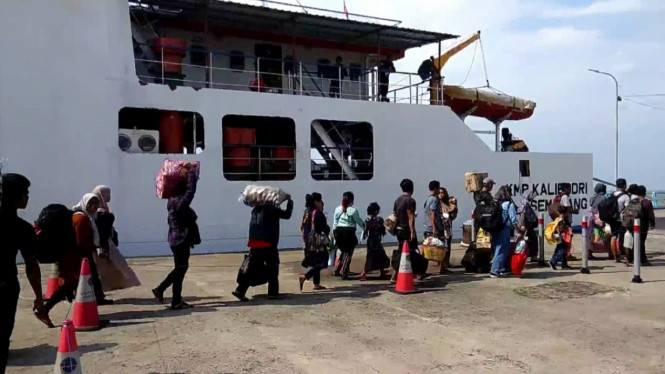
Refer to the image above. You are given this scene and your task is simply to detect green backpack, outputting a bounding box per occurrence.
[622,199,643,230]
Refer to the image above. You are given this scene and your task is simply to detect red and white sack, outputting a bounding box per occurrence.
[155,159,200,199]
[239,185,286,207]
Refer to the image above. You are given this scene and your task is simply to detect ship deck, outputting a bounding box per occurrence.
[8,211,665,373]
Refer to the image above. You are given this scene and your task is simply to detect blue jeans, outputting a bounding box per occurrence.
[491,227,511,275]
[550,242,568,266]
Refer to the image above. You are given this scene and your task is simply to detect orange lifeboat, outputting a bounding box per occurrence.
[442,85,536,122]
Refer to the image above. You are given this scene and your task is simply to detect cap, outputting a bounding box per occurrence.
[483,177,495,186]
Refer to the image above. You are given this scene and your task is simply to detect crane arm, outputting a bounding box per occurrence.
[433,30,481,71]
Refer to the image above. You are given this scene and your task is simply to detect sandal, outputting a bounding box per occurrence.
[152,288,165,304]
[170,301,193,310]
[313,284,327,290]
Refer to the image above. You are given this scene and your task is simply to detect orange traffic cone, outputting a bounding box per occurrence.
[44,268,63,300]
[393,241,419,294]
[72,258,102,331]
[54,320,83,374]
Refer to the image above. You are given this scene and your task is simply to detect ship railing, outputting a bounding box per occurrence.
[133,43,438,105]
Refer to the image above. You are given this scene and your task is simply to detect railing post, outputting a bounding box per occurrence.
[338,66,342,99]
[208,52,213,89]
[409,74,412,104]
[258,147,262,179]
[416,85,419,105]
[580,216,590,274]
[538,213,546,267]
[632,219,643,283]
[160,46,165,84]
[256,57,261,92]
[299,62,303,95]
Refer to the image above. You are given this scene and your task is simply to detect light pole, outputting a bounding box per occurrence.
[588,68,621,181]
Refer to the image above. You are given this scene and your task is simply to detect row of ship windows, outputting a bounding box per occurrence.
[118,107,374,181]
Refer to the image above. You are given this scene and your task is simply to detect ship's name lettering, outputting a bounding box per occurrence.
[506,182,590,213]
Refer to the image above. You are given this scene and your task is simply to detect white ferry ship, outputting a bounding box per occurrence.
[0,0,592,256]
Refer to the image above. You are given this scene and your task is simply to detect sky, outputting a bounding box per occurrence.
[233,0,665,189]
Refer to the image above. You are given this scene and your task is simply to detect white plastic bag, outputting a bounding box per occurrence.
[623,232,634,250]
[239,185,287,207]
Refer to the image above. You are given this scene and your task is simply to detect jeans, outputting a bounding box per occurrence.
[490,227,511,275]
[0,280,20,373]
[550,242,568,266]
[157,243,191,306]
[235,247,280,297]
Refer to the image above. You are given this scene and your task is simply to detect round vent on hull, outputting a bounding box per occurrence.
[118,134,132,152]
[138,135,157,152]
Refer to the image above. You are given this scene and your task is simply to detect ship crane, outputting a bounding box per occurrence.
[418,31,535,152]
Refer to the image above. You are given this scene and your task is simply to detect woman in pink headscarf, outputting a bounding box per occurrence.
[92,185,141,291]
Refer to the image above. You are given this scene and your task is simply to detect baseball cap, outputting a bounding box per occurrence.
[483,177,495,186]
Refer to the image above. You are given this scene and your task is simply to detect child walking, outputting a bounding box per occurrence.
[360,203,391,281]
[549,205,573,270]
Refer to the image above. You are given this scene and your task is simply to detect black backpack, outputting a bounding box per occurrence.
[34,204,75,263]
[598,192,624,222]
[474,197,505,233]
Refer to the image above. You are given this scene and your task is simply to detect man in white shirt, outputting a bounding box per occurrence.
[559,183,578,226]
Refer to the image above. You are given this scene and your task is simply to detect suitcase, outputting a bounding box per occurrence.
[465,172,488,193]
[461,243,492,273]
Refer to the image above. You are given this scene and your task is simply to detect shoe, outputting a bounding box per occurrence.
[97,298,114,306]
[359,273,367,281]
[549,261,557,270]
[490,273,499,278]
[498,272,510,277]
[561,265,573,270]
[231,291,249,302]
[152,288,165,304]
[33,309,54,328]
[312,284,327,290]
[170,301,193,310]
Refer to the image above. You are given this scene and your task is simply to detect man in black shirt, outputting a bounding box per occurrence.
[1,173,51,373]
[378,55,396,102]
[391,178,428,281]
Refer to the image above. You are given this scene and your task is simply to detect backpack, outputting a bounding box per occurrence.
[473,198,505,233]
[597,192,625,223]
[547,194,563,221]
[622,199,644,230]
[34,204,75,263]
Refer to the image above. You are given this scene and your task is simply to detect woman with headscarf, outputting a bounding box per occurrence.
[44,193,110,315]
[517,190,539,262]
[299,192,330,291]
[91,185,141,292]
[588,183,608,259]
[491,186,519,278]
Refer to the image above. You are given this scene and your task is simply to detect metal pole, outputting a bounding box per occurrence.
[338,64,342,99]
[580,216,590,274]
[299,62,303,95]
[588,69,620,181]
[494,121,501,152]
[470,215,476,243]
[192,113,197,154]
[409,74,412,104]
[632,219,643,283]
[538,213,546,267]
[161,46,165,84]
[208,52,213,88]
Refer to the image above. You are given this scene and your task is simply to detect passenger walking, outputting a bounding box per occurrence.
[391,179,429,281]
[72,193,113,305]
[91,185,141,291]
[359,202,390,281]
[152,167,200,310]
[549,206,573,270]
[1,173,52,373]
[589,183,608,259]
[299,193,330,291]
[637,185,655,266]
[233,194,293,301]
[490,186,519,277]
[517,190,539,262]
[438,187,458,272]
[610,179,631,262]
[333,191,365,279]
[423,180,442,240]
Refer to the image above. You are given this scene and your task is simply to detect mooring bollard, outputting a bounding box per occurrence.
[632,218,643,283]
[538,213,546,267]
[580,216,590,274]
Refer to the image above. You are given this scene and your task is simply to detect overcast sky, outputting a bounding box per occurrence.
[234,0,665,189]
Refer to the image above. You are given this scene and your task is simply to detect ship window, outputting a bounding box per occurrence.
[118,108,205,154]
[229,51,245,71]
[222,115,296,181]
[310,120,373,181]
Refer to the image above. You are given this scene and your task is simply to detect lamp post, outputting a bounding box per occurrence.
[588,68,621,181]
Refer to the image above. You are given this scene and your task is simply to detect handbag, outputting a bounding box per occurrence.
[307,210,330,253]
